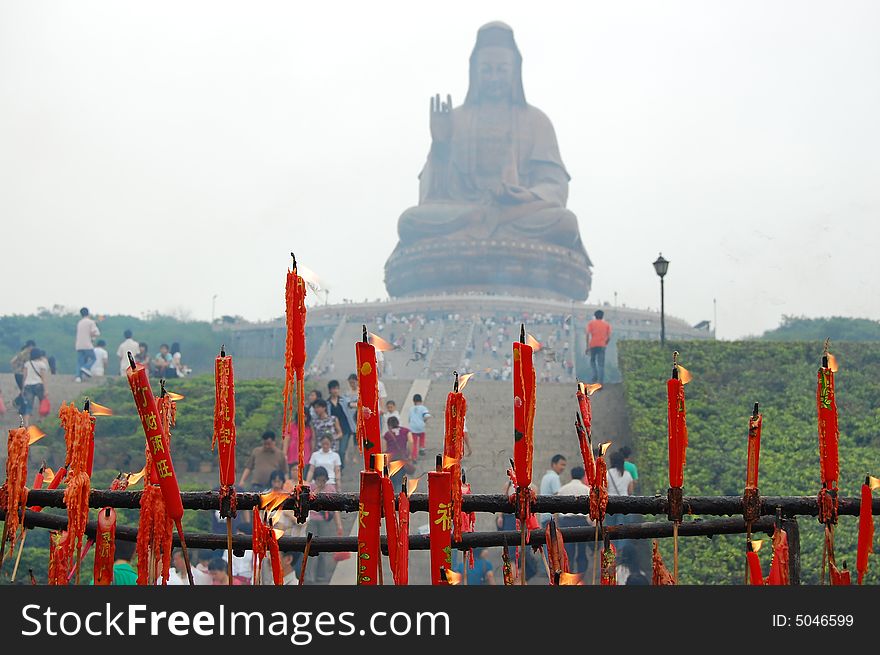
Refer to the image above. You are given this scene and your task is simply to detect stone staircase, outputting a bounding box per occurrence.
[426,318,472,380]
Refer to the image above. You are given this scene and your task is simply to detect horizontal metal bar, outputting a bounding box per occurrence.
[21,489,877,518]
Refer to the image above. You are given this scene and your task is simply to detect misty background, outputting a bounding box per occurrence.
[1,0,877,339]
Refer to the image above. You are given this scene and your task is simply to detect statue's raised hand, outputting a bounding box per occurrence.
[430,93,453,143]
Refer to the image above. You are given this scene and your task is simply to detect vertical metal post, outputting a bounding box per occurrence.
[781,517,801,585]
[660,277,666,346]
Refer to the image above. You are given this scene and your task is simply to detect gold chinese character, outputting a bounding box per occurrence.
[434,502,453,531]
[358,502,370,528]
[145,412,158,431]
[149,433,165,453]
[156,459,172,478]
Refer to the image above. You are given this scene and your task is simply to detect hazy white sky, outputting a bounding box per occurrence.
[1,0,878,338]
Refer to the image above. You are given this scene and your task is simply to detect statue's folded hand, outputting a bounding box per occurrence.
[500,184,538,204]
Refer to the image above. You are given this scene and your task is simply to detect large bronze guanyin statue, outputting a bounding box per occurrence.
[384,22,592,301]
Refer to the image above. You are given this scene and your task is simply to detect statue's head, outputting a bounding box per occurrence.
[465,22,526,106]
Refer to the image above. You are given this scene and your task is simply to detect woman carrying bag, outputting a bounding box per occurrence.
[21,348,50,426]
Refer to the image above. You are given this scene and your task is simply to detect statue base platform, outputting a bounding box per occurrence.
[384,237,591,301]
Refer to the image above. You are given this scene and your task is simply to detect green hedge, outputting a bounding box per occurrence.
[618,340,880,584]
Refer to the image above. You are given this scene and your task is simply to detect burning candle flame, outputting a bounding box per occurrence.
[260,490,290,513]
[128,466,147,486]
[526,333,542,351]
[580,382,602,396]
[406,477,420,497]
[826,352,839,373]
[166,391,185,401]
[273,527,285,541]
[444,568,462,585]
[367,332,396,352]
[442,455,459,471]
[457,372,474,392]
[868,476,880,491]
[388,459,406,478]
[676,365,693,384]
[599,441,613,457]
[89,401,114,416]
[26,425,46,445]
[42,468,56,484]
[750,539,764,553]
[296,263,324,293]
[559,572,583,585]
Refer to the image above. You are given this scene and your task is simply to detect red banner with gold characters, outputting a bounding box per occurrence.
[667,374,688,489]
[428,469,453,585]
[357,470,382,585]
[356,334,381,469]
[214,350,236,486]
[93,508,117,585]
[600,542,617,586]
[126,362,184,522]
[443,387,467,542]
[816,363,839,488]
[512,334,536,489]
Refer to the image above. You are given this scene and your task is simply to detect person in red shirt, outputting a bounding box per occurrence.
[586,309,612,384]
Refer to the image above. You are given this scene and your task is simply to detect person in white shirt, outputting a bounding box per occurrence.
[606,449,635,552]
[556,466,593,575]
[538,454,567,526]
[74,307,100,382]
[90,340,109,377]
[306,435,343,486]
[116,329,141,376]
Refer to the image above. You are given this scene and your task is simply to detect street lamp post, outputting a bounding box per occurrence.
[653,254,669,346]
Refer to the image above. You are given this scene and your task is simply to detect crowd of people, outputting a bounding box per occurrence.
[495,445,644,585]
[73,307,192,381]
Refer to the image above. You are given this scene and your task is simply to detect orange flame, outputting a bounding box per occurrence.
[26,425,46,445]
[296,263,324,293]
[368,332,396,352]
[444,568,462,585]
[676,365,693,385]
[406,477,420,497]
[458,372,474,392]
[42,468,56,484]
[827,352,839,373]
[750,539,764,553]
[128,466,146,486]
[599,441,613,457]
[526,333,542,351]
[273,528,285,541]
[260,490,290,513]
[89,401,114,416]
[166,391,185,401]
[868,476,880,491]
[443,455,459,471]
[559,572,583,585]
[388,459,406,478]
[583,383,602,396]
